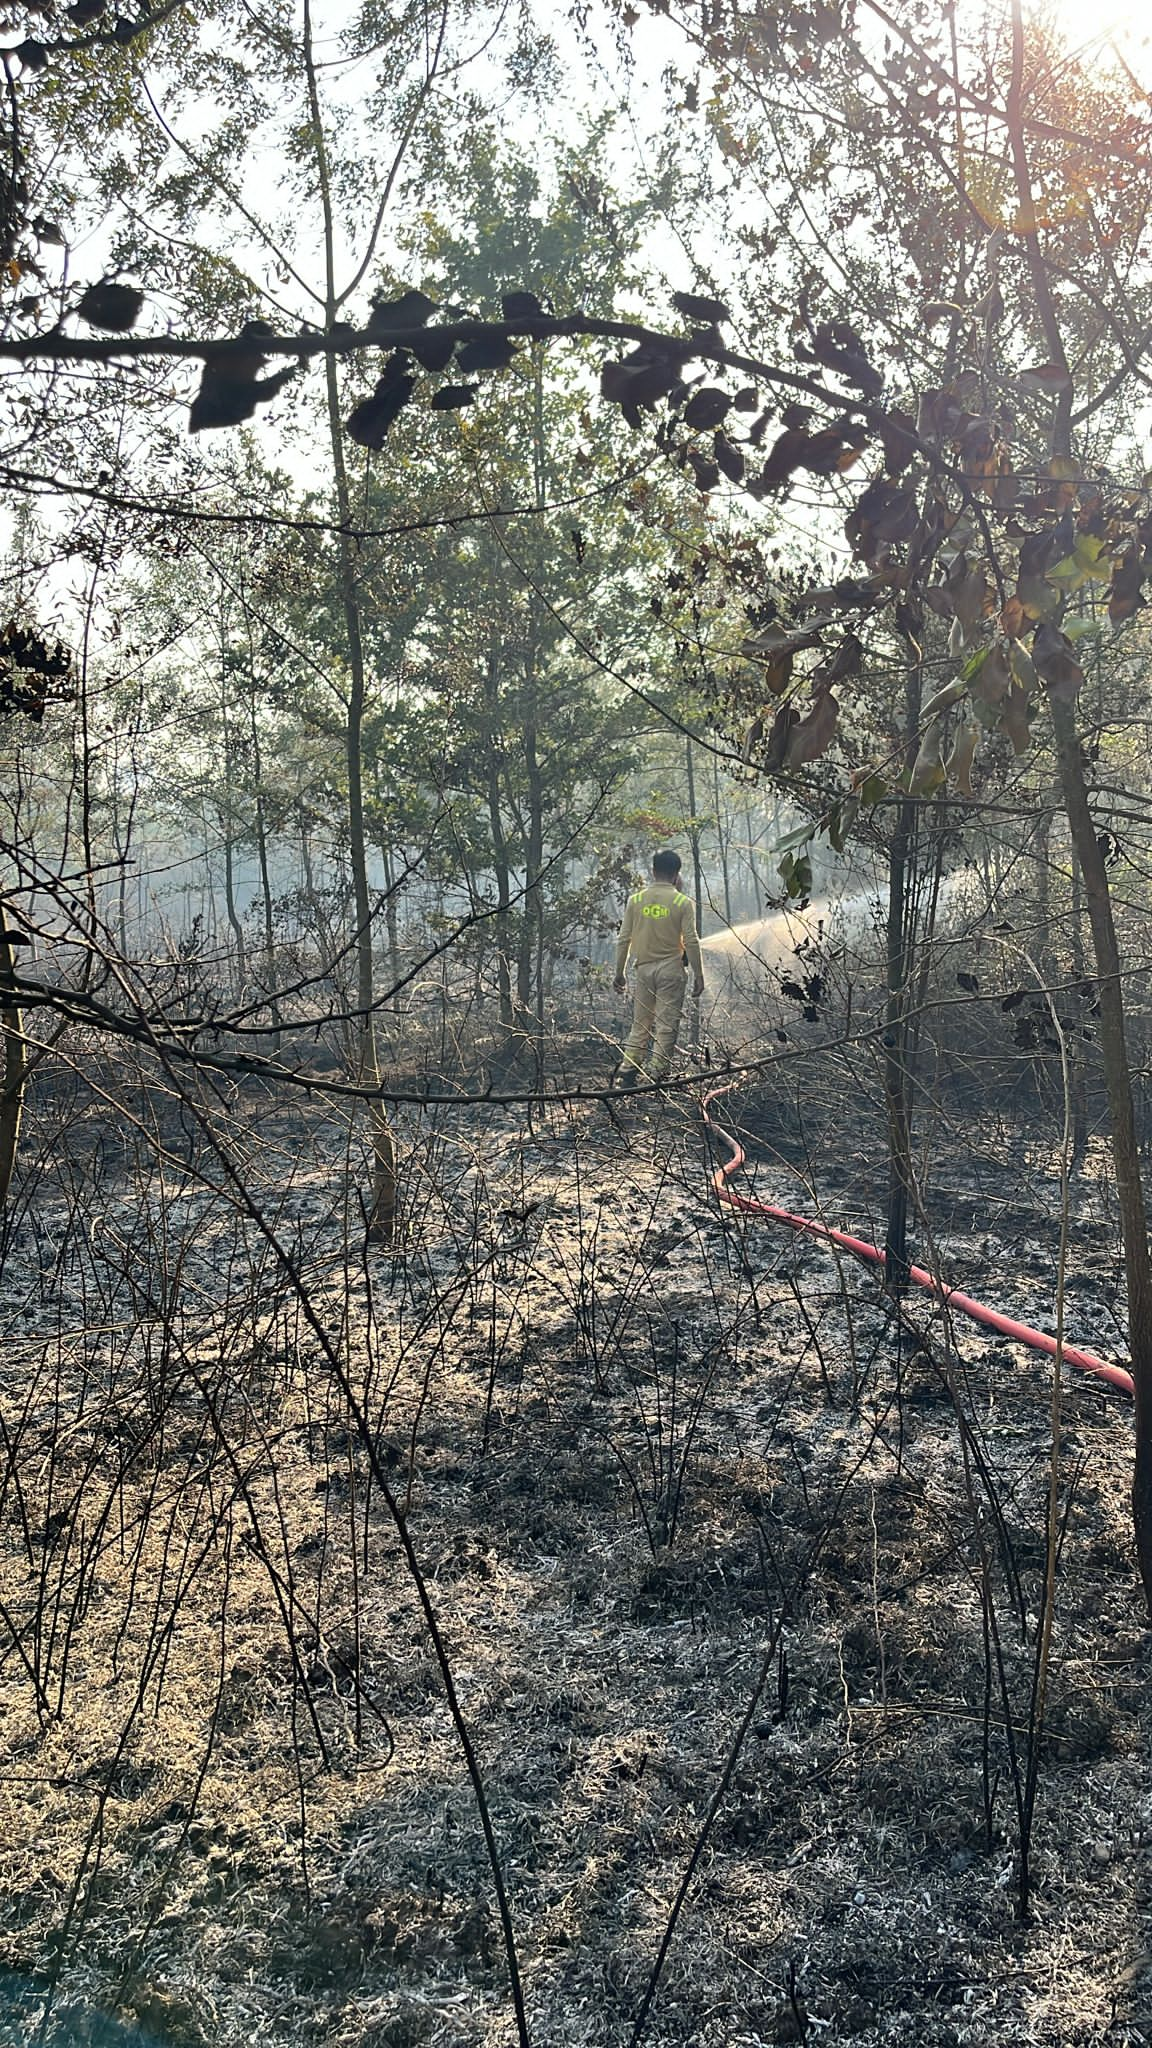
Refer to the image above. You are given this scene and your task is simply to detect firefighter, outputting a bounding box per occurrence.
[612,849,704,1087]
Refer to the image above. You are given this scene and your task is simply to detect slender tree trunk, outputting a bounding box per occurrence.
[1068,845,1089,1171]
[380,842,401,988]
[1007,0,1152,1604]
[518,716,544,1032]
[518,353,547,1046]
[0,914,26,1208]
[489,822,515,1029]
[1049,693,1152,1603]
[883,632,924,1295]
[1034,806,1052,979]
[745,803,763,919]
[214,597,248,995]
[76,541,106,980]
[883,807,915,1294]
[304,0,396,1243]
[107,751,129,960]
[108,722,141,964]
[684,736,703,927]
[685,736,703,1049]
[222,830,246,996]
[483,643,515,1032]
[325,393,397,1240]
[117,827,129,959]
[219,656,247,997]
[245,679,280,1045]
[712,755,732,927]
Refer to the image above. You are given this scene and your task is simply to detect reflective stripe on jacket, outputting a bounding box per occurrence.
[615,884,703,980]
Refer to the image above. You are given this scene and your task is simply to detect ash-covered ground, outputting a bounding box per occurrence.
[0,1060,1149,2048]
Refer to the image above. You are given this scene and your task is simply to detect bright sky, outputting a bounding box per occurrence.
[1032,0,1152,68]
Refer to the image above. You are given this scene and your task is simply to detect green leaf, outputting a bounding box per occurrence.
[826,797,859,853]
[921,677,968,718]
[773,822,816,856]
[778,851,813,899]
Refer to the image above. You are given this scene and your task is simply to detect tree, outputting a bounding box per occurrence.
[600,0,1152,1602]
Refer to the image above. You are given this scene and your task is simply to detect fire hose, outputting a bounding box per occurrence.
[701,1083,1134,1398]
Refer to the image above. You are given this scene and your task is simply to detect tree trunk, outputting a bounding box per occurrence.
[326,400,396,1242]
[1006,0,1152,1604]
[685,736,703,1050]
[883,636,924,1295]
[684,735,703,927]
[0,915,26,1208]
[1048,690,1152,1606]
[304,0,396,1244]
[743,804,760,920]
[712,754,732,927]
[222,828,247,1000]
[380,841,401,989]
[216,602,248,998]
[245,678,280,1047]
[1034,805,1052,981]
[517,716,544,1034]
[1068,844,1089,1172]
[482,644,515,1032]
[517,355,547,1048]
[220,689,247,999]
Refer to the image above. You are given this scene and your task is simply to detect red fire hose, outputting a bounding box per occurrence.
[702,1084,1134,1398]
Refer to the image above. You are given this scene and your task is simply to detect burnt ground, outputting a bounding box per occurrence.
[0,1052,1150,2048]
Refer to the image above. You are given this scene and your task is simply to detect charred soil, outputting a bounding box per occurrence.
[0,1057,1148,2048]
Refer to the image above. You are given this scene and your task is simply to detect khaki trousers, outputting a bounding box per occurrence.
[622,957,687,1079]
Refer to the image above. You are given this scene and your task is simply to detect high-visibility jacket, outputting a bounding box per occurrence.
[615,883,703,981]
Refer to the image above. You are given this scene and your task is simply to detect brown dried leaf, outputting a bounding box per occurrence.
[760,428,810,487]
[1108,548,1144,624]
[784,688,839,769]
[879,407,919,477]
[999,683,1032,754]
[1017,362,1074,394]
[910,717,946,796]
[947,719,978,797]
[970,643,1012,707]
[1031,620,1084,700]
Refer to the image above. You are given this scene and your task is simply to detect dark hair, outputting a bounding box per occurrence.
[652,848,682,881]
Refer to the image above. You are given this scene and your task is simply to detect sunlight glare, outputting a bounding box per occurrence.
[1033,0,1150,63]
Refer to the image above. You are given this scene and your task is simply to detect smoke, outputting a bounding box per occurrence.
[701,870,980,1008]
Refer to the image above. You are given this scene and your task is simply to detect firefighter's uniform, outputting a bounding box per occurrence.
[614,883,703,1080]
